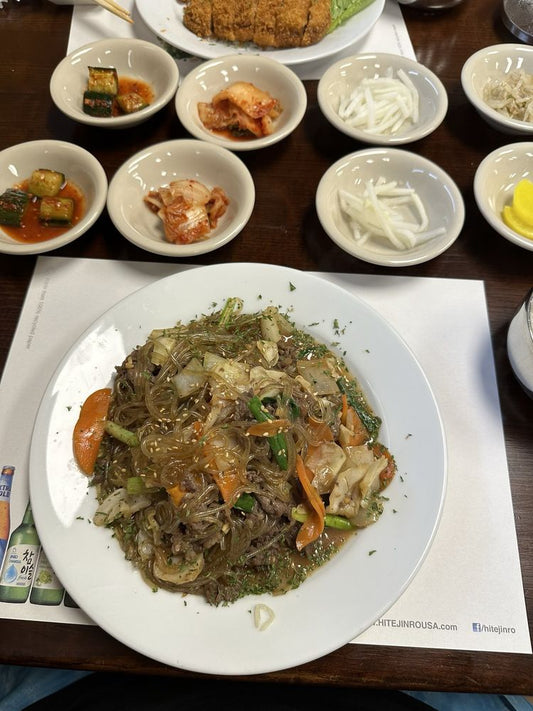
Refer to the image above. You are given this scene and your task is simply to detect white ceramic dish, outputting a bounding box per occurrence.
[461,43,533,135]
[175,54,307,151]
[0,140,107,256]
[106,139,255,256]
[50,38,180,129]
[507,288,533,397]
[30,263,446,675]
[135,0,385,67]
[316,147,465,267]
[317,52,448,145]
[473,142,533,252]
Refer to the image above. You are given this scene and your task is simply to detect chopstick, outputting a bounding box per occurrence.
[93,0,134,24]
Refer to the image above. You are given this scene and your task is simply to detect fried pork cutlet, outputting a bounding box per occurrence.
[301,0,331,46]
[210,0,256,43]
[182,0,212,38]
[274,0,312,48]
[231,0,257,43]
[182,0,334,48]
[252,0,279,48]
[211,0,235,41]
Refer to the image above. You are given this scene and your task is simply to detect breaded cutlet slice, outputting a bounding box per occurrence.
[212,0,238,41]
[230,0,257,42]
[182,0,213,38]
[301,0,330,46]
[252,0,280,48]
[274,0,312,47]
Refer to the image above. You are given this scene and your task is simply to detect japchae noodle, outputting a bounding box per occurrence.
[89,299,396,605]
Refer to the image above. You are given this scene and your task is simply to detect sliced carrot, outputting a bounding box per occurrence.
[341,394,349,424]
[295,454,325,551]
[246,419,291,437]
[167,483,187,507]
[340,394,368,446]
[307,416,334,443]
[73,388,111,475]
[296,505,322,551]
[203,430,247,505]
[210,468,244,504]
[373,443,397,488]
[191,420,203,440]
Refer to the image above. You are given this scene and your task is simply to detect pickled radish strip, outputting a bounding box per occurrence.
[338,177,446,250]
[337,68,419,135]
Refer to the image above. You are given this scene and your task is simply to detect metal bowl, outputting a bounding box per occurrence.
[397,0,464,8]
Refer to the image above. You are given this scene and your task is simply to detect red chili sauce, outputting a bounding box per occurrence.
[113,77,154,116]
[3,179,85,244]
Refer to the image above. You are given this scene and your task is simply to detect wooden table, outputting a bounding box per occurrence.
[0,0,531,696]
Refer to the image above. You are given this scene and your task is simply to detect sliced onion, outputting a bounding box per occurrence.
[172,356,207,398]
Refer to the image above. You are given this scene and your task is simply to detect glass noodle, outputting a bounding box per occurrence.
[89,300,396,605]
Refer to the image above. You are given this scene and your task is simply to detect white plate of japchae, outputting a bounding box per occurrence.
[135,0,385,67]
[30,263,446,675]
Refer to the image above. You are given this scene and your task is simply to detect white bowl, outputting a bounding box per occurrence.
[107,139,255,256]
[317,52,448,146]
[175,54,307,151]
[0,140,107,255]
[50,38,180,129]
[316,147,465,267]
[474,142,533,252]
[461,44,533,136]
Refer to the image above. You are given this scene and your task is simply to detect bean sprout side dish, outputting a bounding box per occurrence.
[73,299,396,605]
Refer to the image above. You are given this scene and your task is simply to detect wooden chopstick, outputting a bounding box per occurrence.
[93,0,134,24]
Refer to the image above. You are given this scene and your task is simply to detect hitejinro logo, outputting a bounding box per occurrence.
[472,622,516,634]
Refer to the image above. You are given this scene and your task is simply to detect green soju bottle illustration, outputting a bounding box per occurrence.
[0,501,39,603]
[0,465,15,568]
[30,548,64,606]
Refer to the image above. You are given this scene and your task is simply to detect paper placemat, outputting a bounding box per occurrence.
[0,256,530,655]
[65,0,415,79]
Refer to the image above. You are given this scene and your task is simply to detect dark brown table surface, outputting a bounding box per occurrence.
[0,0,532,696]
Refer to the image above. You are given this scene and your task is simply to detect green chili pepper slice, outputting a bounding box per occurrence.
[248,396,288,471]
[233,493,255,513]
[291,506,353,531]
[104,420,140,447]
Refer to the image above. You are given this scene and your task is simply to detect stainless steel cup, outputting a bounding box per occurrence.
[397,0,465,9]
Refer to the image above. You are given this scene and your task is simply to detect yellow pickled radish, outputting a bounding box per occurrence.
[502,205,533,241]
[512,179,533,225]
[502,178,533,241]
